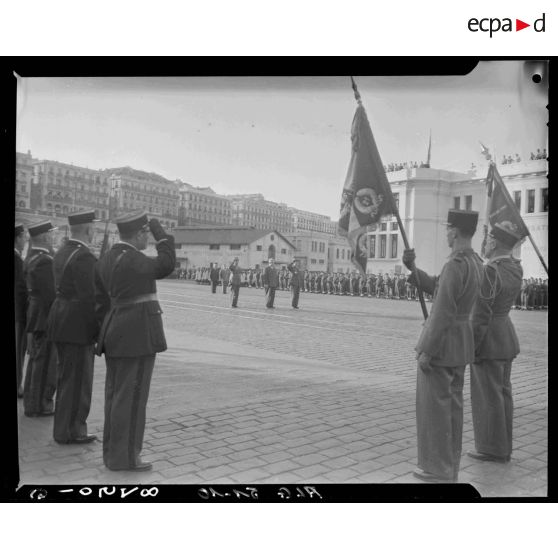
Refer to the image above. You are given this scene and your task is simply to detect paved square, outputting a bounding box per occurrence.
[17,280,548,496]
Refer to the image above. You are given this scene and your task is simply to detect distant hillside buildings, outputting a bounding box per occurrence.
[15,150,547,277]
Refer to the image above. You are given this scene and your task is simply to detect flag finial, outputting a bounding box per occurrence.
[479,141,492,161]
[350,76,362,104]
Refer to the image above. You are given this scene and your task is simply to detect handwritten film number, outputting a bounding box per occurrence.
[198,486,322,500]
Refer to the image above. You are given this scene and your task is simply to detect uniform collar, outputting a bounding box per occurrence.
[488,254,513,264]
[113,241,139,251]
[449,247,474,258]
[30,246,50,255]
[68,238,89,249]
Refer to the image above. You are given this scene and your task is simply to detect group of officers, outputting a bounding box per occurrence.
[15,206,531,482]
[15,209,175,471]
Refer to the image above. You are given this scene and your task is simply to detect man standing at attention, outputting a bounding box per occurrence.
[263,258,279,309]
[229,257,242,308]
[468,221,523,464]
[95,211,175,471]
[15,223,28,399]
[48,210,100,444]
[23,221,58,417]
[402,209,483,483]
[287,258,302,309]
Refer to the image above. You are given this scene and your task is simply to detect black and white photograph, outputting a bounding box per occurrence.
[12,60,548,500]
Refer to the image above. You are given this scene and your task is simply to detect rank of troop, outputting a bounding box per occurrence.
[14,207,541,482]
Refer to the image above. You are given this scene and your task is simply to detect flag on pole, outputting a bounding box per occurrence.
[481,162,529,256]
[338,103,394,274]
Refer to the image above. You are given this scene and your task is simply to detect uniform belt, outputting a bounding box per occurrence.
[111,293,158,307]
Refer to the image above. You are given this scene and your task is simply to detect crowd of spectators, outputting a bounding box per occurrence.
[530,148,547,161]
[384,161,429,173]
[514,278,548,310]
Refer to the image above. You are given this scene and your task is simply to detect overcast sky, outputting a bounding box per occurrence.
[16,61,547,220]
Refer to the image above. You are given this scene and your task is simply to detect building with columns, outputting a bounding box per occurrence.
[228,194,293,233]
[365,159,548,278]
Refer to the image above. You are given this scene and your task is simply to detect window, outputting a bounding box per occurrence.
[311,259,316,264]
[541,188,548,212]
[391,222,398,231]
[256,245,262,251]
[390,234,398,258]
[454,197,461,210]
[393,192,399,210]
[230,244,241,250]
[379,235,386,258]
[513,191,521,211]
[380,222,387,231]
[270,234,275,240]
[209,244,220,250]
[281,248,287,254]
[342,249,345,259]
[175,243,182,249]
[369,236,376,258]
[336,248,339,259]
[319,259,324,264]
[465,195,472,211]
[527,189,535,213]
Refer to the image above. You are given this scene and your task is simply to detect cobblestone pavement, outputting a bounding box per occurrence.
[17,280,548,496]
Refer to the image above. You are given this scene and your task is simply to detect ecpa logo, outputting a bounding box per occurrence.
[468,13,546,37]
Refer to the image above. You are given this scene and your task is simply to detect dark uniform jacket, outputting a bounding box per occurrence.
[47,239,99,345]
[95,238,176,357]
[229,262,243,285]
[287,263,302,287]
[410,248,483,367]
[15,249,28,324]
[472,255,522,360]
[263,266,279,288]
[210,266,220,282]
[24,247,56,333]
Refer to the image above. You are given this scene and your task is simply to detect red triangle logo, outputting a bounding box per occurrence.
[516,19,530,31]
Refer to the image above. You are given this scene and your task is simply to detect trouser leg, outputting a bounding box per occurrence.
[231,285,239,307]
[267,287,276,307]
[23,332,57,415]
[53,343,95,442]
[103,355,155,470]
[292,286,300,307]
[470,359,513,458]
[16,321,26,393]
[416,364,465,480]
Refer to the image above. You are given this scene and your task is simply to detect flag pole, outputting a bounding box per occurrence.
[350,77,428,320]
[526,232,549,276]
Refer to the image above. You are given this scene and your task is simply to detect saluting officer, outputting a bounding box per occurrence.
[403,209,483,482]
[23,221,58,417]
[95,211,175,471]
[229,257,243,308]
[287,258,302,309]
[47,210,100,444]
[15,223,28,398]
[468,222,523,464]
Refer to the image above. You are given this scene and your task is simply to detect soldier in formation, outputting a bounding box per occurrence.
[15,223,28,399]
[403,209,483,483]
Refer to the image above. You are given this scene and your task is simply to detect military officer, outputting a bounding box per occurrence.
[468,221,523,463]
[23,221,58,417]
[287,258,302,309]
[47,210,100,444]
[95,211,175,471]
[15,223,28,398]
[403,209,483,482]
[229,257,243,308]
[263,258,279,308]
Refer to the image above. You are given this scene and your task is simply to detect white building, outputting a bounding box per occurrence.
[169,226,296,270]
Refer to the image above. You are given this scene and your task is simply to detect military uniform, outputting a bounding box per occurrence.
[229,260,243,307]
[263,263,279,308]
[95,212,175,470]
[470,226,523,461]
[15,225,28,397]
[23,222,58,417]
[47,211,100,443]
[407,210,483,481]
[287,261,302,309]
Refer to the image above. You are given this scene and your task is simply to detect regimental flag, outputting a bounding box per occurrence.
[481,162,530,256]
[426,130,432,168]
[338,103,395,274]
